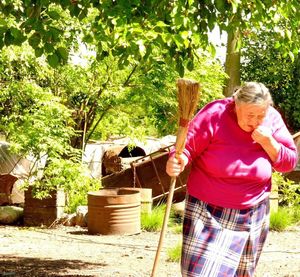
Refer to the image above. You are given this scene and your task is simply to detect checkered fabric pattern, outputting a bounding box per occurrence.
[181,194,270,277]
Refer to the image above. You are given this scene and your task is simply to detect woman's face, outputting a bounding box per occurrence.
[235,102,268,132]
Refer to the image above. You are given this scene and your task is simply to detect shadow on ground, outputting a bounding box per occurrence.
[0,255,106,277]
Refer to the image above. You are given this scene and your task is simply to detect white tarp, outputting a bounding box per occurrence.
[0,142,32,178]
[82,136,176,178]
[82,142,115,179]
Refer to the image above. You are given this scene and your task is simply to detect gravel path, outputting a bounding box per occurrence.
[0,225,299,276]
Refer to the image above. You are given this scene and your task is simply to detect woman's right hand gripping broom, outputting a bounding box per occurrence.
[166,153,188,177]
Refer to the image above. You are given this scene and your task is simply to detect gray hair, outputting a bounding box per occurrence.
[233,82,273,106]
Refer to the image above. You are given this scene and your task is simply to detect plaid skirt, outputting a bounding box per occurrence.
[181,194,270,277]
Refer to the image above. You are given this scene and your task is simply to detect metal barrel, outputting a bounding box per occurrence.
[88,188,141,235]
[121,187,153,214]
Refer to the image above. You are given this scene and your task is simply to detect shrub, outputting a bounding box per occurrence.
[26,158,101,213]
[272,172,300,207]
[270,172,300,231]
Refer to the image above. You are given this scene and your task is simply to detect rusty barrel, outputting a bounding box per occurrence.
[126,188,152,214]
[88,188,141,235]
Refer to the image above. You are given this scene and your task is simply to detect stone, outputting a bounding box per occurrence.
[0,206,23,224]
[76,205,88,227]
[61,213,76,226]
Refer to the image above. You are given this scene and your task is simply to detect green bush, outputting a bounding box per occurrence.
[270,172,300,231]
[241,31,300,132]
[272,172,300,207]
[26,158,101,213]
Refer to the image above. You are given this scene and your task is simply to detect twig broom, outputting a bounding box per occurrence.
[151,78,200,277]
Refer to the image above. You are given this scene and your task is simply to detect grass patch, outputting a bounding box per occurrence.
[290,205,300,225]
[169,208,183,234]
[141,203,184,232]
[170,223,183,234]
[167,241,182,262]
[270,207,293,231]
[141,204,166,232]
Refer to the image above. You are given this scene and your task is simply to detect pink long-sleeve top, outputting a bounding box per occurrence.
[182,97,298,209]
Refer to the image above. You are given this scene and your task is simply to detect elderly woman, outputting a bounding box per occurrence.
[166,82,298,277]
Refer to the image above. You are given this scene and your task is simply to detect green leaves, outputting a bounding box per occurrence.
[4,28,26,46]
[28,32,41,48]
[1,0,300,77]
[47,53,59,67]
[45,46,69,68]
[241,29,300,132]
[215,0,226,13]
[57,47,68,61]
[0,81,73,156]
[4,30,14,46]
[48,10,61,20]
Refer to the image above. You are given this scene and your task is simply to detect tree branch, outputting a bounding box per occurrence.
[83,106,111,150]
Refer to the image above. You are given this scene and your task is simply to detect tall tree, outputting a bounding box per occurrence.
[1,1,299,79]
[221,1,300,95]
[241,30,300,132]
[223,29,241,96]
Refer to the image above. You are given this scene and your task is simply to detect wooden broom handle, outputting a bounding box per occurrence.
[151,127,187,277]
[151,78,199,276]
[151,176,176,277]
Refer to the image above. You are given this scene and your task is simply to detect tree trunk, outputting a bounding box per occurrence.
[223,29,241,97]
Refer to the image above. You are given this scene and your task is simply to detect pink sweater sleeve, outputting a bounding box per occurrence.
[271,112,298,172]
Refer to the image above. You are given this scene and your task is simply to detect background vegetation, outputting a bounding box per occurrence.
[241,30,300,132]
[0,1,299,212]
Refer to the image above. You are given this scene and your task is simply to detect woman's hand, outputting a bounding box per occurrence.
[166,154,188,177]
[251,126,273,145]
[252,126,281,162]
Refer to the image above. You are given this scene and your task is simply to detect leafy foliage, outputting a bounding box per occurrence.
[25,47,226,144]
[1,82,74,156]
[1,1,300,76]
[241,31,300,132]
[272,172,300,207]
[0,46,98,210]
[89,52,226,140]
[30,157,100,213]
[0,2,79,67]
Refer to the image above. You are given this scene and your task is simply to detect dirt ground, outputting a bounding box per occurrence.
[0,225,300,277]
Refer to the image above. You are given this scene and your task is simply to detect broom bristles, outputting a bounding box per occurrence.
[175,78,200,156]
[177,78,200,121]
